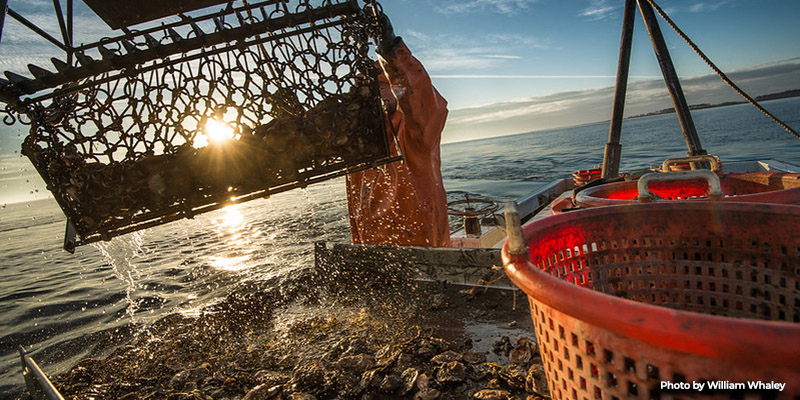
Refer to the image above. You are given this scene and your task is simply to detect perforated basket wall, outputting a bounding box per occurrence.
[503,202,800,400]
[8,0,392,247]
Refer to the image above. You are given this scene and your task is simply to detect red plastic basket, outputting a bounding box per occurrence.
[575,172,800,208]
[502,202,800,399]
[550,197,578,215]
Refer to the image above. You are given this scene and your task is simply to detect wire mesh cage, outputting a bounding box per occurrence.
[503,202,800,399]
[1,0,394,250]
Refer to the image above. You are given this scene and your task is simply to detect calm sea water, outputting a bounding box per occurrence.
[1,97,799,395]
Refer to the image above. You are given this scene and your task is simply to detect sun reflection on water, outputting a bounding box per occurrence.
[220,205,246,230]
[206,204,261,272]
[209,253,254,272]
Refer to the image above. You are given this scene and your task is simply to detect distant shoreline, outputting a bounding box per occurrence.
[627,89,800,119]
[442,90,799,145]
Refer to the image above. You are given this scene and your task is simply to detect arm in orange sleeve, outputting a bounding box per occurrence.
[377,40,448,151]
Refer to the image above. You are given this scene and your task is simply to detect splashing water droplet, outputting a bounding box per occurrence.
[93,231,146,323]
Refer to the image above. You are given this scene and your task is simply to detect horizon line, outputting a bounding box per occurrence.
[430,75,662,79]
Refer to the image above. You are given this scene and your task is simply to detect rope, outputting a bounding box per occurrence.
[643,0,800,140]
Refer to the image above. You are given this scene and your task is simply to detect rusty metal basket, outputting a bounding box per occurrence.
[502,202,800,399]
[575,170,800,208]
[2,0,394,250]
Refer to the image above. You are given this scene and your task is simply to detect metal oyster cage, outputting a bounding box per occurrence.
[2,0,394,250]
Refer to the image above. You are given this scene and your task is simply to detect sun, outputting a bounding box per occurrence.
[206,119,235,143]
[193,118,236,148]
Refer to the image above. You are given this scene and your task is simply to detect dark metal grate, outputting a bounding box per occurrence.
[2,0,393,250]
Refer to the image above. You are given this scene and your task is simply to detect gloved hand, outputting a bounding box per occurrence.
[375,13,401,56]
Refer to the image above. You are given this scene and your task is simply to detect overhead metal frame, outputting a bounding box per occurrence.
[601,0,636,180]
[602,0,707,179]
[1,0,72,51]
[0,0,9,45]
[1,0,76,106]
[82,0,233,29]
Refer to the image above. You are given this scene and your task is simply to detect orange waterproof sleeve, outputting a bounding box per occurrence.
[378,41,449,152]
[345,40,450,247]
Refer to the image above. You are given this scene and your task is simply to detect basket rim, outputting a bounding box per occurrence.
[574,173,800,207]
[502,201,800,368]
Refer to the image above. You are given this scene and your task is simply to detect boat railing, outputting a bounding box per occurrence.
[18,346,65,400]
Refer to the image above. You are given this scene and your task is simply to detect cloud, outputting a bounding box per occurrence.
[448,97,578,125]
[579,0,618,20]
[484,55,523,60]
[661,6,679,15]
[657,1,732,15]
[5,0,56,14]
[433,0,540,15]
[402,30,550,73]
[441,59,800,143]
[689,1,731,13]
[483,33,551,49]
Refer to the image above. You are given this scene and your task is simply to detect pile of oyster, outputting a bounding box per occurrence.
[56,316,549,400]
[53,268,550,400]
[22,86,386,237]
[248,333,550,400]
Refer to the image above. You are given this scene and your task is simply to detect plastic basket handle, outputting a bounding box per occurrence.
[662,155,721,172]
[638,170,723,202]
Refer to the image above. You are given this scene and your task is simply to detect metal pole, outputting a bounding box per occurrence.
[601,0,636,179]
[66,0,73,65]
[0,0,8,44]
[52,0,70,53]
[636,0,705,156]
[7,8,69,51]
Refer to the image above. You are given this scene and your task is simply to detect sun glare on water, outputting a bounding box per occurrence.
[220,205,246,230]
[204,204,261,272]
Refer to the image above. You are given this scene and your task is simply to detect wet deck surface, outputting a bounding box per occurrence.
[414,282,536,363]
[51,261,548,400]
